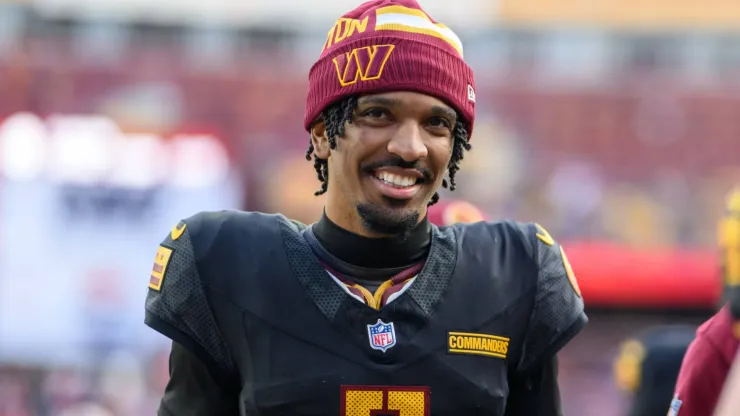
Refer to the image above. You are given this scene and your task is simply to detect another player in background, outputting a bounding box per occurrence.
[668,186,740,416]
[144,1,587,414]
[613,325,695,416]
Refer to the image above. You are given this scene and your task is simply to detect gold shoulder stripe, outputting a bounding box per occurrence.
[535,223,554,246]
[171,222,187,241]
[560,245,581,298]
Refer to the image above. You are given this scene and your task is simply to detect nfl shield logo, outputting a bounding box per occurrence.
[367,319,396,353]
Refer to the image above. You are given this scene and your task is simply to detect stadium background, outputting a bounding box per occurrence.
[0,0,738,414]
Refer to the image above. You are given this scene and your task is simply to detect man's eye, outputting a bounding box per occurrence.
[428,117,452,129]
[361,108,387,118]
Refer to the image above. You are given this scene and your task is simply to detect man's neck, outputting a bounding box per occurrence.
[312,212,431,269]
[324,201,384,238]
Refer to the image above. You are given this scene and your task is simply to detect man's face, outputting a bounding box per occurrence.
[311,91,456,237]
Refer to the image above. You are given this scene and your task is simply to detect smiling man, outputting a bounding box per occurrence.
[144,1,587,415]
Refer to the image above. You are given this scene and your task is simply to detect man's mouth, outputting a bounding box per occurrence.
[369,168,425,200]
[373,171,421,188]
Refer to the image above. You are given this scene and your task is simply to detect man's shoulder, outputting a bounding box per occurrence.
[167,210,307,293]
[183,210,306,250]
[185,209,303,234]
[447,220,546,299]
[696,306,740,362]
[698,307,733,343]
[451,219,543,259]
[453,218,534,234]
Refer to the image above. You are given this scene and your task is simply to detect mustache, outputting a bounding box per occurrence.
[361,156,433,182]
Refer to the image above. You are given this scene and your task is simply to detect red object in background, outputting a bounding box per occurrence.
[565,241,721,308]
[427,200,488,226]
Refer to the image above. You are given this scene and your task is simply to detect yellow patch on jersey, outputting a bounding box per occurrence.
[170,222,187,241]
[447,331,510,359]
[560,245,581,298]
[148,245,173,291]
[535,223,554,246]
[613,339,645,393]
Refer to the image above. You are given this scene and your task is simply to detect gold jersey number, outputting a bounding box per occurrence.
[340,385,430,416]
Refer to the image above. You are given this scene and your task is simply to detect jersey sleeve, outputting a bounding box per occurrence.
[144,213,235,375]
[517,223,588,373]
[159,342,240,416]
[671,335,730,416]
[505,357,563,416]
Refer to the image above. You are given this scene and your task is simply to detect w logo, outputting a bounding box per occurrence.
[332,44,395,87]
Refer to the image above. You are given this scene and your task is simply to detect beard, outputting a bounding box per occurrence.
[356,198,421,239]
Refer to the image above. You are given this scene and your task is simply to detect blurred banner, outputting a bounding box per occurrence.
[496,0,740,29]
[568,242,721,309]
[0,112,243,367]
[30,0,495,28]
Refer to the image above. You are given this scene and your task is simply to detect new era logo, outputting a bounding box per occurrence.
[467,84,475,102]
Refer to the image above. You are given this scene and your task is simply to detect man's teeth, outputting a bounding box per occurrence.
[375,171,417,187]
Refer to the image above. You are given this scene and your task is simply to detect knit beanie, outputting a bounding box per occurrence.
[304,0,476,136]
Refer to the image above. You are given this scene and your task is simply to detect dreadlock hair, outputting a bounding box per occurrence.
[305,95,472,206]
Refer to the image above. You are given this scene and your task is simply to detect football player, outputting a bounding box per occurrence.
[613,325,695,416]
[144,1,587,414]
[668,186,740,416]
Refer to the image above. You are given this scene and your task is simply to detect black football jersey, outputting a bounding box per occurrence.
[145,211,587,415]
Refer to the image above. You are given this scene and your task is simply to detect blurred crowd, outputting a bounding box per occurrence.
[0,20,737,249]
[0,350,168,416]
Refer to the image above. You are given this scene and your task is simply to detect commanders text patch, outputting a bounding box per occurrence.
[447,331,509,359]
[148,245,174,291]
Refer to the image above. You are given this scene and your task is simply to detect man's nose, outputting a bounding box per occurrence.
[386,122,428,162]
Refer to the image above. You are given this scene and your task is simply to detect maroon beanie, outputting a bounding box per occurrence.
[304,0,476,136]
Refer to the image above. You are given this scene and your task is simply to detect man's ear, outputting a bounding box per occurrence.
[310,120,331,159]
